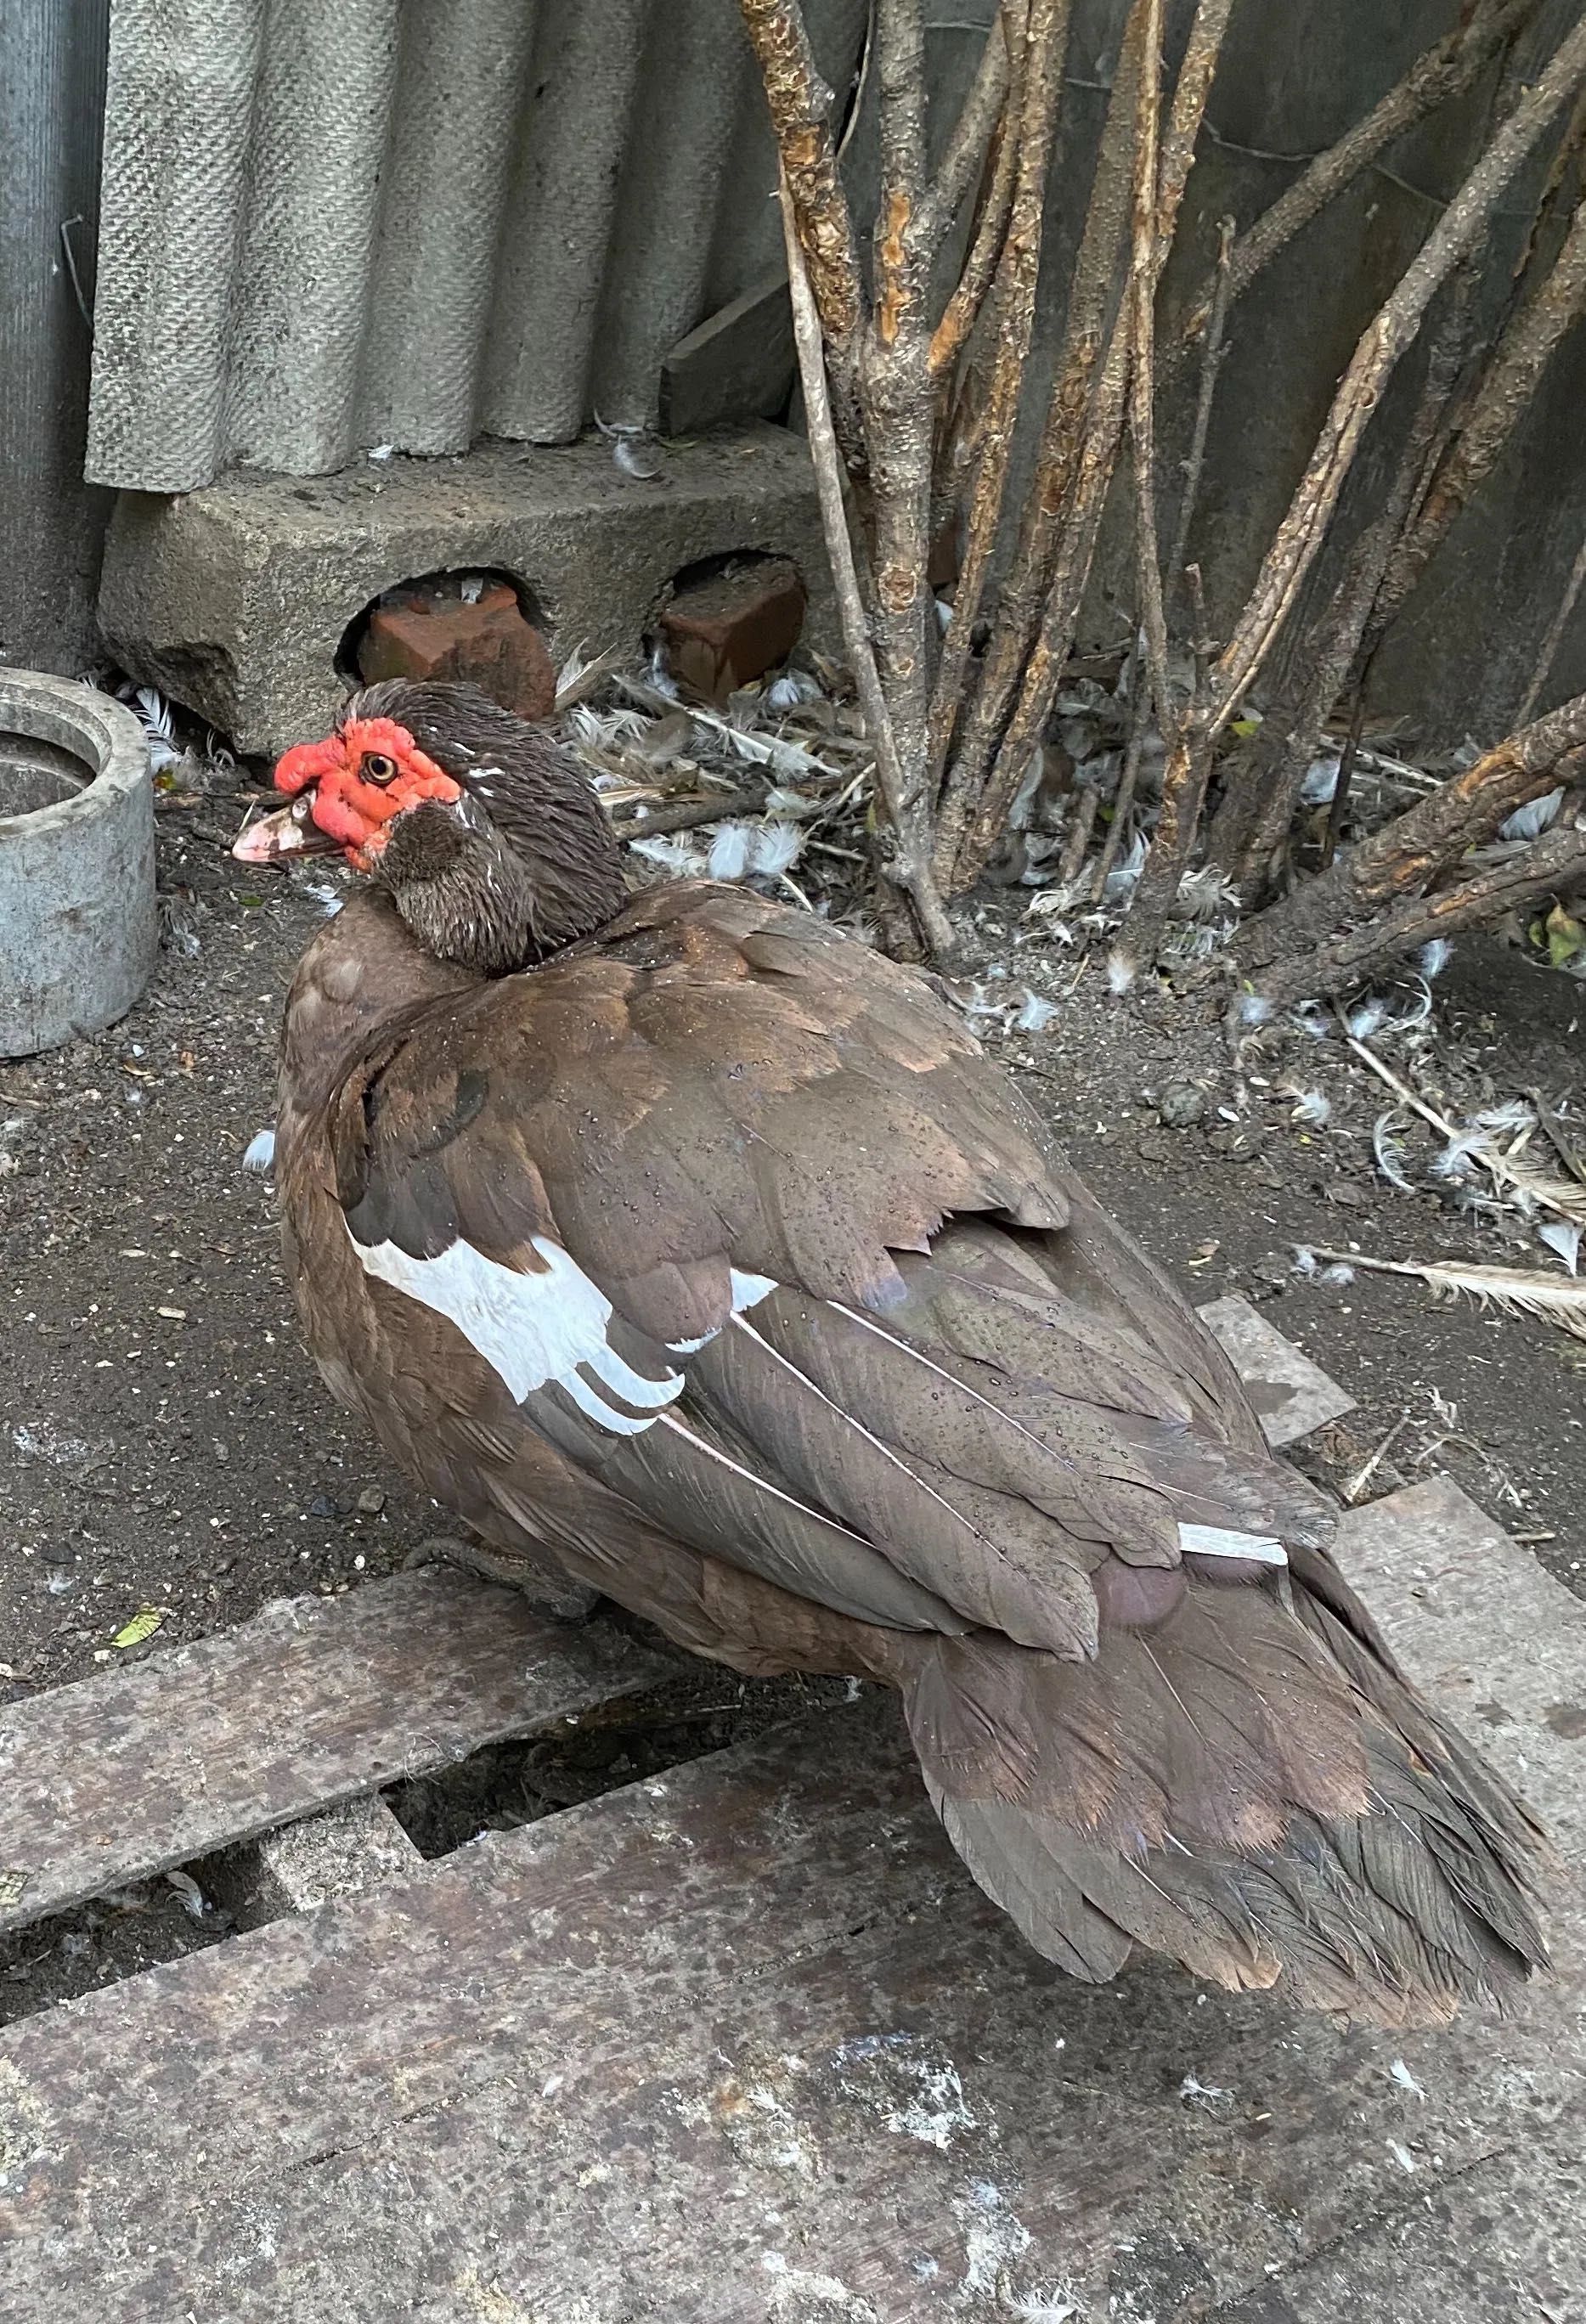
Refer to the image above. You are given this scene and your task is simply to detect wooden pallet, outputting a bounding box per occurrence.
[0,1302,1579,2322]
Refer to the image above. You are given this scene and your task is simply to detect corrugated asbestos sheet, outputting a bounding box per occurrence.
[86,0,875,491]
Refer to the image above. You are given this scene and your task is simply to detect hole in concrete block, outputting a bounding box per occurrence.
[338,567,556,721]
[649,549,808,702]
[0,733,93,815]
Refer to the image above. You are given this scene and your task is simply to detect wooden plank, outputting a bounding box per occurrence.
[0,1481,1578,2321]
[0,1567,671,1934]
[1197,1292,1357,1447]
[1214,2139,1585,2324]
[1331,1470,1586,1851]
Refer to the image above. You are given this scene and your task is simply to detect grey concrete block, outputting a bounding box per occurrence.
[98,424,834,757]
[1198,1293,1357,1449]
[0,673,155,1058]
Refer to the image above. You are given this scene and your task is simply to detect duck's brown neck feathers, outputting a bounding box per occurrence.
[346,680,628,974]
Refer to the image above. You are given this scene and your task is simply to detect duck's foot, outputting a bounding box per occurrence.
[404,1533,600,1623]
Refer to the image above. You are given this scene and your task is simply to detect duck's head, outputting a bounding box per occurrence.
[233,680,628,973]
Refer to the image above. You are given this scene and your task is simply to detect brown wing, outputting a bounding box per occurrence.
[300,883,1544,2022]
[317,883,1323,1644]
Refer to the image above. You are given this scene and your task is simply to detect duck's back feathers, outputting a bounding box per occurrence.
[277,878,1547,2023]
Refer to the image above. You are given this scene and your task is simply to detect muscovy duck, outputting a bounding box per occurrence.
[234,679,1545,2022]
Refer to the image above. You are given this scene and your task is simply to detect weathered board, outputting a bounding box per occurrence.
[1197,1292,1357,1448]
[0,1478,1578,2322]
[0,1567,671,1933]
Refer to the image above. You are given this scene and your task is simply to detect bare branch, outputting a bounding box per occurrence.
[1369,188,1586,652]
[915,8,1014,256]
[1246,812,1586,1007]
[1155,0,1237,247]
[1165,214,1233,605]
[1127,0,1171,763]
[1216,277,1469,889]
[1205,12,1586,747]
[864,0,938,812]
[1518,523,1586,726]
[1234,689,1586,982]
[951,225,1137,887]
[778,170,957,956]
[920,0,1075,801]
[932,0,1145,882]
[929,6,1027,378]
[738,0,867,435]
[1174,0,1545,358]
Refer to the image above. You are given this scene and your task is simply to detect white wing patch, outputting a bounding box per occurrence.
[667,1269,779,1357]
[351,1227,681,1432]
[1177,1522,1287,1567]
[349,1228,781,1435]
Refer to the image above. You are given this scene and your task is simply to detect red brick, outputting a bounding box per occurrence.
[358,582,556,720]
[657,556,807,702]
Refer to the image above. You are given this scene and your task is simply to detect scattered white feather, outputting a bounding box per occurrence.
[1236,990,1273,1026]
[1326,1250,1586,1341]
[1301,753,1341,804]
[1105,950,1137,996]
[301,880,343,917]
[242,1128,276,1174]
[1290,1000,1331,1040]
[706,820,806,881]
[613,434,663,481]
[1292,1245,1353,1287]
[1178,2073,1233,2108]
[762,784,821,820]
[1417,938,1453,979]
[645,645,680,699]
[765,669,820,711]
[1499,786,1563,843]
[1387,2141,1419,2174]
[1101,827,1147,904]
[1013,990,1058,1034]
[1538,1219,1582,1275]
[1389,2057,1425,2101]
[1473,1099,1536,1135]
[750,820,806,877]
[1007,2289,1082,2323]
[556,640,592,695]
[131,685,182,773]
[1431,1127,1488,1182]
[365,443,395,462]
[1373,1112,1417,1195]
[628,832,708,875]
[1346,995,1391,1040]
[706,821,754,880]
[1288,1088,1330,1127]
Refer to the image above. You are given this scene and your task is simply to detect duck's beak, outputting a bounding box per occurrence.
[231,795,341,864]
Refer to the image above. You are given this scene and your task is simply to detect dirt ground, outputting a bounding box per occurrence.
[2,773,1582,1720]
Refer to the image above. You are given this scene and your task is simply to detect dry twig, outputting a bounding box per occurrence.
[1173,0,1544,358]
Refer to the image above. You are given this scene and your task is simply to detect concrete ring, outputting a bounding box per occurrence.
[0,674,156,1058]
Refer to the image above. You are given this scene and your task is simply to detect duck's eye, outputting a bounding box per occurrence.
[363,752,398,785]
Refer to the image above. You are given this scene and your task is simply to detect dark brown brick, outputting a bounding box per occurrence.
[657,556,807,702]
[358,582,556,720]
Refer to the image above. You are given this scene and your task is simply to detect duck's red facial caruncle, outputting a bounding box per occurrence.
[233,716,463,872]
